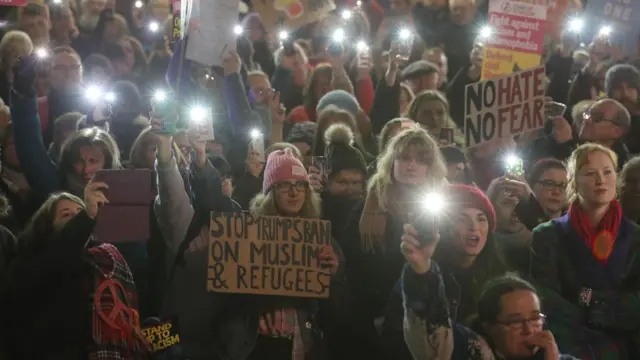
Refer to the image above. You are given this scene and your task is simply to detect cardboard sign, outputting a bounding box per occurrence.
[482,0,547,80]
[464,66,546,147]
[207,212,332,298]
[142,322,180,352]
[584,0,640,55]
[253,0,336,30]
[185,0,239,66]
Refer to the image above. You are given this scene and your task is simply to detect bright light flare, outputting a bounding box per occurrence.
[134,0,143,8]
[233,25,243,35]
[148,21,160,33]
[341,9,352,20]
[504,154,521,168]
[105,91,116,102]
[599,25,612,36]
[85,85,102,102]
[568,17,583,33]
[35,47,49,59]
[480,26,492,39]
[356,40,369,52]
[250,128,262,139]
[279,30,289,41]
[190,107,207,123]
[333,28,346,42]
[398,28,412,40]
[422,192,446,213]
[153,89,166,102]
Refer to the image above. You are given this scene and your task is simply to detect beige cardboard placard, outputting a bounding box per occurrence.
[252,0,336,30]
[207,212,332,298]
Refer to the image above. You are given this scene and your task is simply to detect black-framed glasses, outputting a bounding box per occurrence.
[275,181,308,193]
[535,180,567,191]
[496,313,546,331]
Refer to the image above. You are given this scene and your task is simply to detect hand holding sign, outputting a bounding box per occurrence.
[85,180,110,219]
[319,245,339,275]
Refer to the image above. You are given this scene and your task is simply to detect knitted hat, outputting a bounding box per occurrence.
[316,90,360,118]
[324,124,367,178]
[605,64,640,98]
[446,184,496,232]
[286,121,317,148]
[263,148,310,193]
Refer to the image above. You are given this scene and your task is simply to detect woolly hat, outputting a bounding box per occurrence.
[286,121,317,148]
[263,148,310,193]
[446,184,496,232]
[324,124,367,178]
[605,64,640,98]
[316,90,360,118]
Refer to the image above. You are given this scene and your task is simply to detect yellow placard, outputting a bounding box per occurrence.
[481,47,541,80]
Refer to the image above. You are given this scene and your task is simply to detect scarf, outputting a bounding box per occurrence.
[568,200,622,264]
[85,243,150,359]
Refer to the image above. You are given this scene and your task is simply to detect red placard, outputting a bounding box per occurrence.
[0,0,28,7]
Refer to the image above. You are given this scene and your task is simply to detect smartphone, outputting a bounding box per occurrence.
[391,32,413,62]
[505,158,524,181]
[250,135,265,162]
[411,211,438,248]
[439,128,454,146]
[152,96,179,134]
[283,40,296,56]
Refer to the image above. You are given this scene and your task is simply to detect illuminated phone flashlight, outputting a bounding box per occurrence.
[85,85,103,102]
[148,21,160,33]
[233,25,243,35]
[190,107,207,123]
[332,28,346,43]
[105,91,116,103]
[568,17,583,33]
[479,26,492,39]
[52,0,63,4]
[356,0,362,6]
[356,40,369,53]
[134,0,143,8]
[341,9,352,20]
[153,89,166,102]
[35,47,49,59]
[398,28,412,41]
[250,128,262,139]
[599,25,612,36]
[422,192,446,213]
[504,154,521,168]
[279,30,289,42]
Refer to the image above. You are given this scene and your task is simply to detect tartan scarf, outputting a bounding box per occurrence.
[568,200,622,264]
[85,243,150,359]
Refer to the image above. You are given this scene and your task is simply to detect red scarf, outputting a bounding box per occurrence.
[568,200,622,264]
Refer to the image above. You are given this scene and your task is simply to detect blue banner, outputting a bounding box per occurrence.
[584,0,640,55]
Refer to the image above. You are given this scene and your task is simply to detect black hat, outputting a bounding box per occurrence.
[324,124,366,178]
[286,121,317,148]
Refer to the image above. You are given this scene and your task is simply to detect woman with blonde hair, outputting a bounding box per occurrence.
[0,30,33,103]
[338,126,448,358]
[406,89,464,146]
[531,143,640,359]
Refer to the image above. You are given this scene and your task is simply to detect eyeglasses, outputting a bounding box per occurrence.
[583,110,619,126]
[535,180,567,191]
[496,313,546,331]
[275,181,308,193]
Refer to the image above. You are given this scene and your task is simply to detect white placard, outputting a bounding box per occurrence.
[185,0,240,67]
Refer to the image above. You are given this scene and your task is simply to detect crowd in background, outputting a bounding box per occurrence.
[0,0,640,359]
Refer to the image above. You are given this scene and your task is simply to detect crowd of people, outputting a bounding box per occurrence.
[0,0,640,359]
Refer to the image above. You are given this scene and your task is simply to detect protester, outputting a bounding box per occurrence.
[618,156,640,223]
[0,30,33,104]
[18,3,51,47]
[7,184,149,359]
[405,89,462,145]
[527,158,568,220]
[531,143,640,359]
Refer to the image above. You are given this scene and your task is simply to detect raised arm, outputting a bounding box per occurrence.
[11,56,62,201]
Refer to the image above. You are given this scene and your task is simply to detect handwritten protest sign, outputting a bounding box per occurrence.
[584,0,640,55]
[253,0,336,30]
[185,0,239,66]
[171,0,182,41]
[207,212,331,298]
[141,322,180,352]
[482,0,547,79]
[465,66,546,147]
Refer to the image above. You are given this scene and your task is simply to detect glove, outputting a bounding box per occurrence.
[12,54,38,97]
